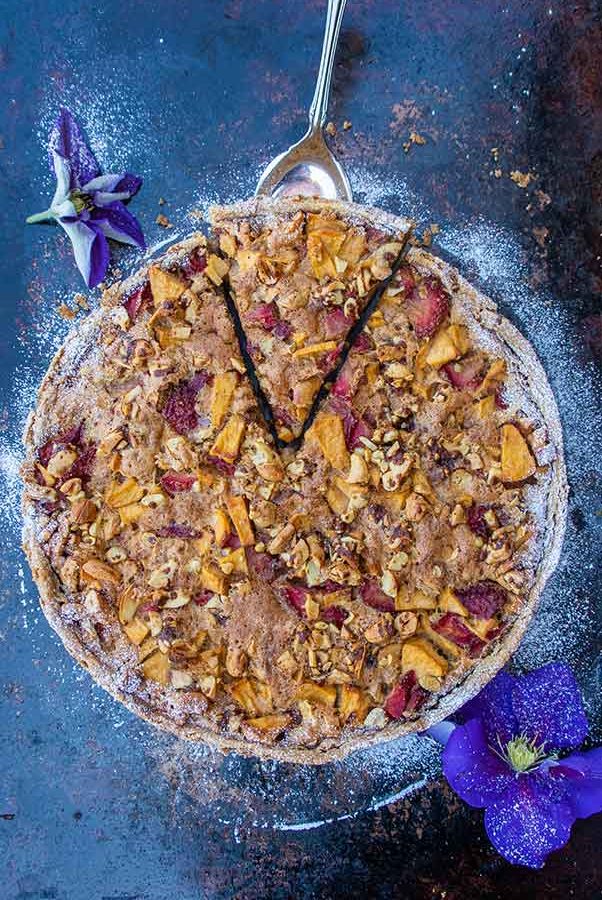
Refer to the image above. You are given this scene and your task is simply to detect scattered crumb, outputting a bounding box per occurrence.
[57,303,77,320]
[494,168,503,179]
[342,120,352,131]
[535,189,552,209]
[404,131,427,153]
[155,213,173,228]
[73,293,89,310]
[491,147,500,162]
[158,197,166,206]
[533,226,549,248]
[325,121,337,137]
[510,170,535,189]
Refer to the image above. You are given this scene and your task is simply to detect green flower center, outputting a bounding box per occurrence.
[494,732,554,774]
[70,191,94,214]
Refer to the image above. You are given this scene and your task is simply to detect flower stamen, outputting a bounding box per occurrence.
[70,191,94,214]
[492,732,555,774]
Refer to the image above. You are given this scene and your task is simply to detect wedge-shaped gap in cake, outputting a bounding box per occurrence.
[211,199,413,445]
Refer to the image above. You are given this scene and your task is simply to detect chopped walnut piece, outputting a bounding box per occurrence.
[395,611,418,637]
[81,558,121,586]
[267,522,295,555]
[250,439,284,482]
[171,670,194,689]
[405,492,428,522]
[98,430,124,456]
[71,498,98,525]
[199,674,218,699]
[46,448,77,478]
[365,618,393,644]
[347,452,369,484]
[118,586,138,624]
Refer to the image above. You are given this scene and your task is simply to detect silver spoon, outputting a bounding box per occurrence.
[255,0,352,202]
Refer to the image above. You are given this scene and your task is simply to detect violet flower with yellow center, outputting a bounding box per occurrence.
[26,107,144,287]
[437,664,602,868]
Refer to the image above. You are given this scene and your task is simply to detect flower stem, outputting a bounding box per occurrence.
[26,209,55,224]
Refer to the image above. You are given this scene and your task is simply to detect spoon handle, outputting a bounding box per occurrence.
[308,0,348,133]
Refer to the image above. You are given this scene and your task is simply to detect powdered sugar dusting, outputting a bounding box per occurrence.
[150,728,441,835]
[4,152,600,829]
[437,218,601,680]
[36,73,159,186]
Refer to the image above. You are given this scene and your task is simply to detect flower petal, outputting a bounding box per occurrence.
[58,219,109,288]
[50,149,72,208]
[442,718,514,807]
[81,173,123,193]
[456,670,518,745]
[551,749,602,819]
[51,197,78,219]
[49,108,100,189]
[114,172,142,196]
[512,663,588,751]
[92,190,135,207]
[484,772,574,868]
[91,201,145,249]
[82,172,142,198]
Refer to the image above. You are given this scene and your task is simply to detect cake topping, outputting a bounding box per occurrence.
[21,202,555,759]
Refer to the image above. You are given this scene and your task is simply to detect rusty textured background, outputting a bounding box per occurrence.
[1,1,601,898]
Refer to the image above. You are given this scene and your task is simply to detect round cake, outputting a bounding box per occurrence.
[21,198,567,763]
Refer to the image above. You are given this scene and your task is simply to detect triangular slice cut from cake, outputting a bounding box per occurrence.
[211,198,411,442]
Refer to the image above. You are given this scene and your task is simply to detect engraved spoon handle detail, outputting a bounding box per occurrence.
[308,0,348,134]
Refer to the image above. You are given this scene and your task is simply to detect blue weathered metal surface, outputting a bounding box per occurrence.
[1,1,600,897]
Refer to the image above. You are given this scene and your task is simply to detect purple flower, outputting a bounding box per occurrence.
[26,108,144,288]
[440,664,602,868]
